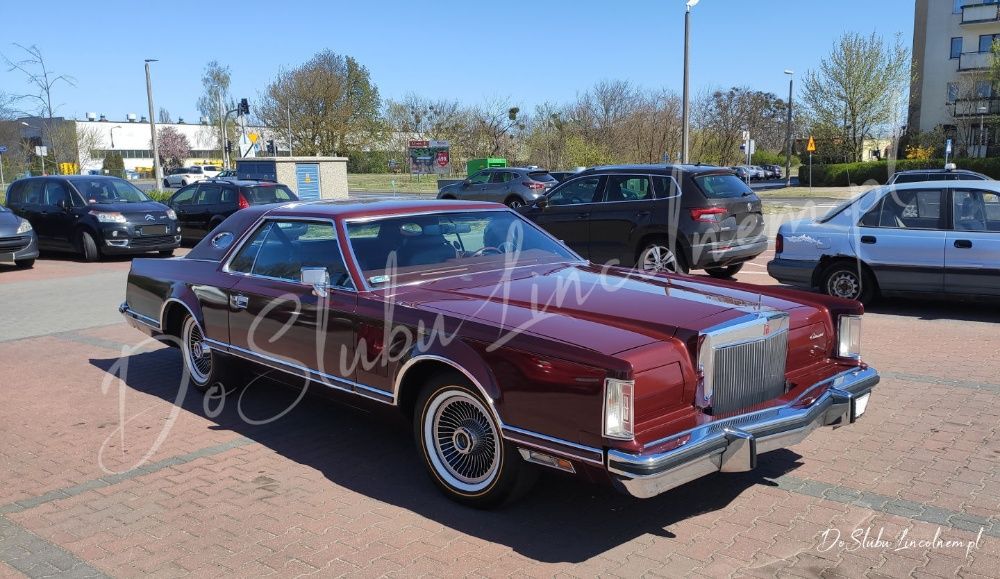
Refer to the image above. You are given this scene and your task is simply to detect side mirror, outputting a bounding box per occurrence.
[532,196,548,209]
[300,267,330,296]
[57,199,72,211]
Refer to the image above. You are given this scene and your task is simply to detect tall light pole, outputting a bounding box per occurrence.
[681,0,699,164]
[979,105,988,157]
[144,59,163,186]
[110,125,121,150]
[784,70,794,187]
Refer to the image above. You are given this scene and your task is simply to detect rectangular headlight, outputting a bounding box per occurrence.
[837,315,862,359]
[603,378,634,440]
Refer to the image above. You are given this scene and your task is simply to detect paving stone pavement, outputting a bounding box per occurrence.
[0,249,998,578]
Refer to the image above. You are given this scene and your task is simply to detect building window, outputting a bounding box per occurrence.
[979,34,1000,53]
[948,82,960,104]
[954,0,964,14]
[976,80,993,98]
[951,37,963,59]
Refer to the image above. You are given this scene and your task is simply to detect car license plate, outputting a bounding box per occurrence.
[140,225,168,236]
[854,392,870,419]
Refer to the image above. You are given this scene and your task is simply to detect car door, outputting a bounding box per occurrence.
[169,185,198,241]
[586,174,660,267]
[36,179,77,250]
[188,182,224,238]
[484,170,513,203]
[226,219,358,382]
[855,188,947,293]
[522,175,604,259]
[460,170,492,200]
[945,188,1000,296]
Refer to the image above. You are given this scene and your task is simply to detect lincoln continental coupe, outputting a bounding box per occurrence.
[120,200,879,507]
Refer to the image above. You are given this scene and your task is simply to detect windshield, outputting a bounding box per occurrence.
[68,178,151,204]
[346,210,578,288]
[693,173,753,198]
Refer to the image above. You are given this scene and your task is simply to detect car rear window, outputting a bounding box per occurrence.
[243,185,297,204]
[527,171,556,182]
[692,173,753,199]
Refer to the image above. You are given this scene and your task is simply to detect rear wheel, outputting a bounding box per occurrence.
[821,262,877,305]
[79,231,100,262]
[180,315,235,393]
[14,259,34,269]
[163,179,170,188]
[414,373,534,508]
[638,241,687,274]
[706,263,744,279]
[158,249,174,257]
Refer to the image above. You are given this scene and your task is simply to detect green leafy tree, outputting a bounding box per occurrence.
[102,152,125,176]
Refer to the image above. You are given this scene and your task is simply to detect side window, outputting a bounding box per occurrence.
[603,175,653,202]
[490,171,513,184]
[251,221,353,287]
[21,180,45,205]
[229,222,273,274]
[860,198,883,227]
[5,182,25,206]
[877,189,944,229]
[652,176,681,199]
[171,185,197,205]
[954,189,1000,231]
[274,186,293,201]
[43,181,70,207]
[195,184,223,205]
[220,187,236,204]
[547,177,602,206]
[467,171,491,185]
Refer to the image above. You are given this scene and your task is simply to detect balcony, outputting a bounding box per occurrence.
[952,97,1000,116]
[959,51,993,70]
[962,3,1000,24]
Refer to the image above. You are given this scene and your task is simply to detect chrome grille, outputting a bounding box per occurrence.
[711,330,788,415]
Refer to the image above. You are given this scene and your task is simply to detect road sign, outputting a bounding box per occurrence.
[806,136,816,153]
[34,145,47,157]
[0,146,7,154]
[248,132,259,144]
[945,139,953,155]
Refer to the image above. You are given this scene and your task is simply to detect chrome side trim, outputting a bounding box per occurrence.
[119,303,161,330]
[502,425,604,466]
[204,338,393,404]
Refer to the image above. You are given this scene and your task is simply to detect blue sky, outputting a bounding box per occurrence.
[1,0,913,121]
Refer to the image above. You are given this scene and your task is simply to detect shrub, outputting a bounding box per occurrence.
[144,190,174,203]
[102,152,125,177]
[752,150,801,167]
[346,150,396,174]
[797,157,1000,186]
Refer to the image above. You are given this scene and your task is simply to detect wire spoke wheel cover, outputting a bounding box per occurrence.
[423,389,501,493]
[182,317,213,384]
[827,271,861,300]
[641,244,678,273]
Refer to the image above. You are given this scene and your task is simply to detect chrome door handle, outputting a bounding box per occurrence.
[230,294,249,310]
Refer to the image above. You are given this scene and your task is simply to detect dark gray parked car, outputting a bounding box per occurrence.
[0,202,39,269]
[437,168,558,208]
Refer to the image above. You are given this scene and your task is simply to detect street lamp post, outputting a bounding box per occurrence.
[978,105,988,158]
[783,70,794,187]
[681,0,699,164]
[144,59,163,186]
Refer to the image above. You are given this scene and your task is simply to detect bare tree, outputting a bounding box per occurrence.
[2,44,75,119]
[197,60,234,151]
[158,108,173,124]
[470,97,525,157]
[802,32,910,162]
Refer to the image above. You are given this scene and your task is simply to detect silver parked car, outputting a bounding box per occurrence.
[0,202,39,269]
[768,181,1000,303]
[437,168,558,208]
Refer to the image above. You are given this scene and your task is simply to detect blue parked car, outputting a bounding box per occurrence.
[768,181,1000,303]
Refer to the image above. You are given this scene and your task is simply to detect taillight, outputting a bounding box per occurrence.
[523,181,546,190]
[775,233,784,254]
[237,193,250,210]
[689,207,728,222]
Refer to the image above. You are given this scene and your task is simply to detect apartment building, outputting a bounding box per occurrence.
[909,0,1000,156]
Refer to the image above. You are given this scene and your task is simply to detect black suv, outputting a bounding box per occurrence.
[4,176,179,261]
[167,179,297,242]
[886,168,990,184]
[518,164,767,277]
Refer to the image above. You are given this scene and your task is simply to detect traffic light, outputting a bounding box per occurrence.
[225,139,233,154]
[266,140,275,154]
[239,98,249,115]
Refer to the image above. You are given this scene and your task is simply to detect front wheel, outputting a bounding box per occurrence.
[158,249,175,257]
[414,373,534,508]
[821,262,877,304]
[504,197,526,209]
[163,179,170,188]
[706,263,744,279]
[79,231,100,262]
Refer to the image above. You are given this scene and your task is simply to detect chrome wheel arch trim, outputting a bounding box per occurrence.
[159,296,201,336]
[393,354,501,422]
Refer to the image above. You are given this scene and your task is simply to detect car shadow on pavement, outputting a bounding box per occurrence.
[91,349,805,564]
[866,297,1000,323]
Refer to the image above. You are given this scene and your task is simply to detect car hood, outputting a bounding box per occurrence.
[0,210,25,235]
[86,201,172,219]
[387,262,818,356]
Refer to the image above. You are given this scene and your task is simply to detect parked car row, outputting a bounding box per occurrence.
[163,164,221,188]
[732,164,783,181]
[1,175,296,265]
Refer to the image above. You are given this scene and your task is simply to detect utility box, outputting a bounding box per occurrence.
[466,157,506,176]
[236,157,348,200]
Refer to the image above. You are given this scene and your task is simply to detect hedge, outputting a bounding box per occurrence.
[797,158,1000,186]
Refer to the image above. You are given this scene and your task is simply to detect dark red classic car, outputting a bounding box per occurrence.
[120,199,878,507]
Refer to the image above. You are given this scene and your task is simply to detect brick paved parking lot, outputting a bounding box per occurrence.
[1,239,998,578]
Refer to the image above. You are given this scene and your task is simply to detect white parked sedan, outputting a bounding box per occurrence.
[768,181,1000,303]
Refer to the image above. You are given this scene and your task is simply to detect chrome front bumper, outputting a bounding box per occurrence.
[607,366,878,499]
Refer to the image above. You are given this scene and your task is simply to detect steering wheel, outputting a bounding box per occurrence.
[472,247,503,257]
